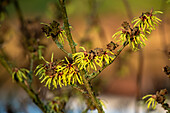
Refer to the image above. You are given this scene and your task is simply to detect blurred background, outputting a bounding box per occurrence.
[0,0,170,113]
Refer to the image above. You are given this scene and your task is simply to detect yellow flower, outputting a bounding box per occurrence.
[128,29,148,51]
[35,55,84,89]
[12,68,28,82]
[95,50,114,66]
[142,94,157,109]
[113,23,148,51]
[113,10,162,51]
[112,27,127,45]
[35,54,62,88]
[62,57,83,85]
[132,10,162,33]
[73,47,97,72]
[58,30,67,45]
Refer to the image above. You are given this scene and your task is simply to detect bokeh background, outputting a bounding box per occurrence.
[0,0,170,113]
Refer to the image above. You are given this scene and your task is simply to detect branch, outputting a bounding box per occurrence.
[71,84,89,97]
[82,71,104,113]
[13,0,24,29]
[0,53,48,112]
[18,82,48,112]
[27,53,34,86]
[0,60,12,76]
[88,41,128,81]
[58,0,76,54]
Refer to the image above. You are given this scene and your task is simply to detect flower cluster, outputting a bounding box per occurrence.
[73,45,115,73]
[113,21,147,51]
[12,68,29,82]
[35,53,83,89]
[142,94,157,109]
[132,10,162,33]
[163,65,170,78]
[41,21,67,45]
[35,42,118,89]
[113,10,162,51]
[142,89,168,110]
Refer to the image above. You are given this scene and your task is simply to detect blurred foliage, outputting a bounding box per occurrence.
[3,0,169,18]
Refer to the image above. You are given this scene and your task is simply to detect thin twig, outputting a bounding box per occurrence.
[27,53,34,86]
[13,0,31,54]
[13,0,29,37]
[0,52,12,74]
[13,0,24,29]
[71,84,89,96]
[18,82,48,112]
[82,108,89,113]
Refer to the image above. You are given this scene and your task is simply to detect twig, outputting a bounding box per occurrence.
[0,52,12,74]
[13,0,29,37]
[13,0,24,29]
[0,53,48,112]
[71,84,89,97]
[27,53,34,86]
[82,41,128,113]
[88,41,128,81]
[13,0,31,53]
[82,71,104,113]
[58,0,76,54]
[82,108,89,113]
[51,37,71,57]
[18,82,48,112]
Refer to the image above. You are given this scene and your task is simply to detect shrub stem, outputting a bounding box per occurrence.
[82,72,104,113]
[58,0,76,54]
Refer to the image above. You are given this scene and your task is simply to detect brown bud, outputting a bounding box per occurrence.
[133,27,140,36]
[94,48,104,56]
[159,89,168,95]
[121,21,130,30]
[156,95,165,104]
[41,25,52,37]
[88,50,96,59]
[107,41,119,51]
[155,89,168,104]
[41,21,61,38]
[163,65,170,75]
